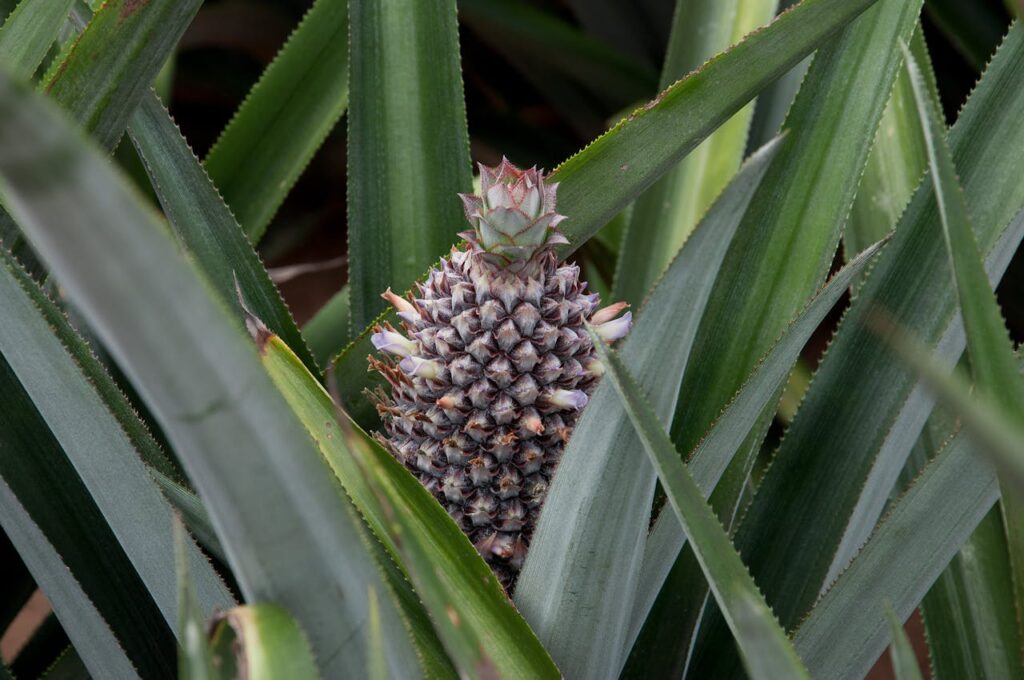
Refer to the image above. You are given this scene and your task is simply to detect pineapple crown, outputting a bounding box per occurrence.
[458,158,568,270]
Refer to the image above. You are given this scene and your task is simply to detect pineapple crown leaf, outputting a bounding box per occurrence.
[458,158,568,266]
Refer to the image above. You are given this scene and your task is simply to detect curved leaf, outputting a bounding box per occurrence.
[922,508,1024,679]
[903,42,1024,639]
[624,238,888,664]
[0,358,175,679]
[845,28,933,261]
[175,518,215,680]
[549,0,883,257]
[885,604,925,680]
[793,422,1001,678]
[330,0,886,428]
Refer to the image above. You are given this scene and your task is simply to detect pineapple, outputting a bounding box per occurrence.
[370,159,632,588]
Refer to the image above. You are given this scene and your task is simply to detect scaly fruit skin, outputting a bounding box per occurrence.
[371,160,630,588]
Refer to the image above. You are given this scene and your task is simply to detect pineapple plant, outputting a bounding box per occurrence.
[370,160,631,586]
[0,0,1023,678]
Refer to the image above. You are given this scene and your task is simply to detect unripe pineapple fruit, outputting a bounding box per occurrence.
[370,159,631,588]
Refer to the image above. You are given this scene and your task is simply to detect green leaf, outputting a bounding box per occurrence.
[0,356,176,679]
[204,0,349,243]
[44,0,200,149]
[302,285,350,366]
[259,333,557,679]
[704,22,1024,672]
[175,518,215,680]
[0,477,140,679]
[208,605,318,680]
[922,508,1024,679]
[903,39,1024,640]
[549,0,884,258]
[902,42,1024,416]
[0,70,420,678]
[0,248,179,483]
[347,0,473,330]
[0,250,235,624]
[885,603,925,680]
[744,0,807,150]
[342,428,559,679]
[514,137,785,678]
[623,237,888,669]
[808,25,942,588]
[792,415,1002,678]
[613,0,778,305]
[845,27,933,261]
[0,0,74,79]
[126,92,319,375]
[257,334,459,678]
[591,331,810,680]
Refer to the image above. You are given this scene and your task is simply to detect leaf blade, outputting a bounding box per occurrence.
[209,605,319,680]
[347,0,472,330]
[591,331,810,680]
[45,0,200,149]
[0,0,74,79]
[793,420,1002,678]
[885,603,925,680]
[126,92,319,374]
